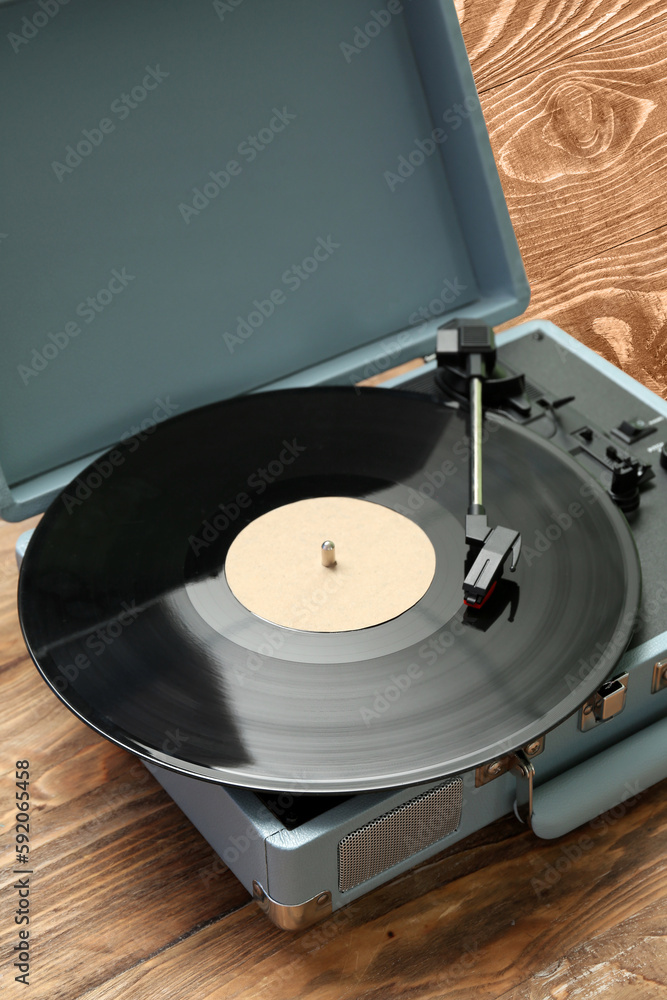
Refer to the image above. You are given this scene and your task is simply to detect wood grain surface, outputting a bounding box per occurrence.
[2,2,667,998]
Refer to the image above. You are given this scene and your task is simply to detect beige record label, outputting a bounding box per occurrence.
[224,496,436,632]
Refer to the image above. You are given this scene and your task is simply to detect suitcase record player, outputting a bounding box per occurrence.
[2,0,667,930]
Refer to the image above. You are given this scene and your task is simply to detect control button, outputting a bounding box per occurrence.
[572,426,654,511]
[612,418,657,445]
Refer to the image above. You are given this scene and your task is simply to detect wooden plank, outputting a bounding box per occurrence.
[58,782,667,1000]
[502,907,667,999]
[479,24,667,279]
[498,225,667,397]
[460,0,667,93]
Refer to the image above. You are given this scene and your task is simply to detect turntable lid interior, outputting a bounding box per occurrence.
[0,0,528,521]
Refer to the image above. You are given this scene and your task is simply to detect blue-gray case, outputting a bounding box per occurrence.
[3,0,666,929]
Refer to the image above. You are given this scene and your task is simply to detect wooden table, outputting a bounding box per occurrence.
[2,2,666,997]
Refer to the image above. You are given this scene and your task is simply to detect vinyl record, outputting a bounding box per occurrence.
[18,387,641,792]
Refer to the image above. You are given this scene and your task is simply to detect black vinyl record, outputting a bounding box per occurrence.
[18,387,641,792]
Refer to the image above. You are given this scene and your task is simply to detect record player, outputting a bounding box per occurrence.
[3,0,667,931]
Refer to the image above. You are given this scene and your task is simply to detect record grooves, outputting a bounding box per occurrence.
[18,387,641,793]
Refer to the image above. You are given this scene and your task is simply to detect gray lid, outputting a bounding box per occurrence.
[0,0,529,520]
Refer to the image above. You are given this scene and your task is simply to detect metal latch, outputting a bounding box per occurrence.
[652,660,667,693]
[579,673,628,732]
[475,737,544,828]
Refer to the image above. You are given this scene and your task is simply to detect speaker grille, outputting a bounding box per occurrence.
[338,778,463,892]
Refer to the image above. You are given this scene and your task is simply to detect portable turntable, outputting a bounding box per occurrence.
[3,0,667,931]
